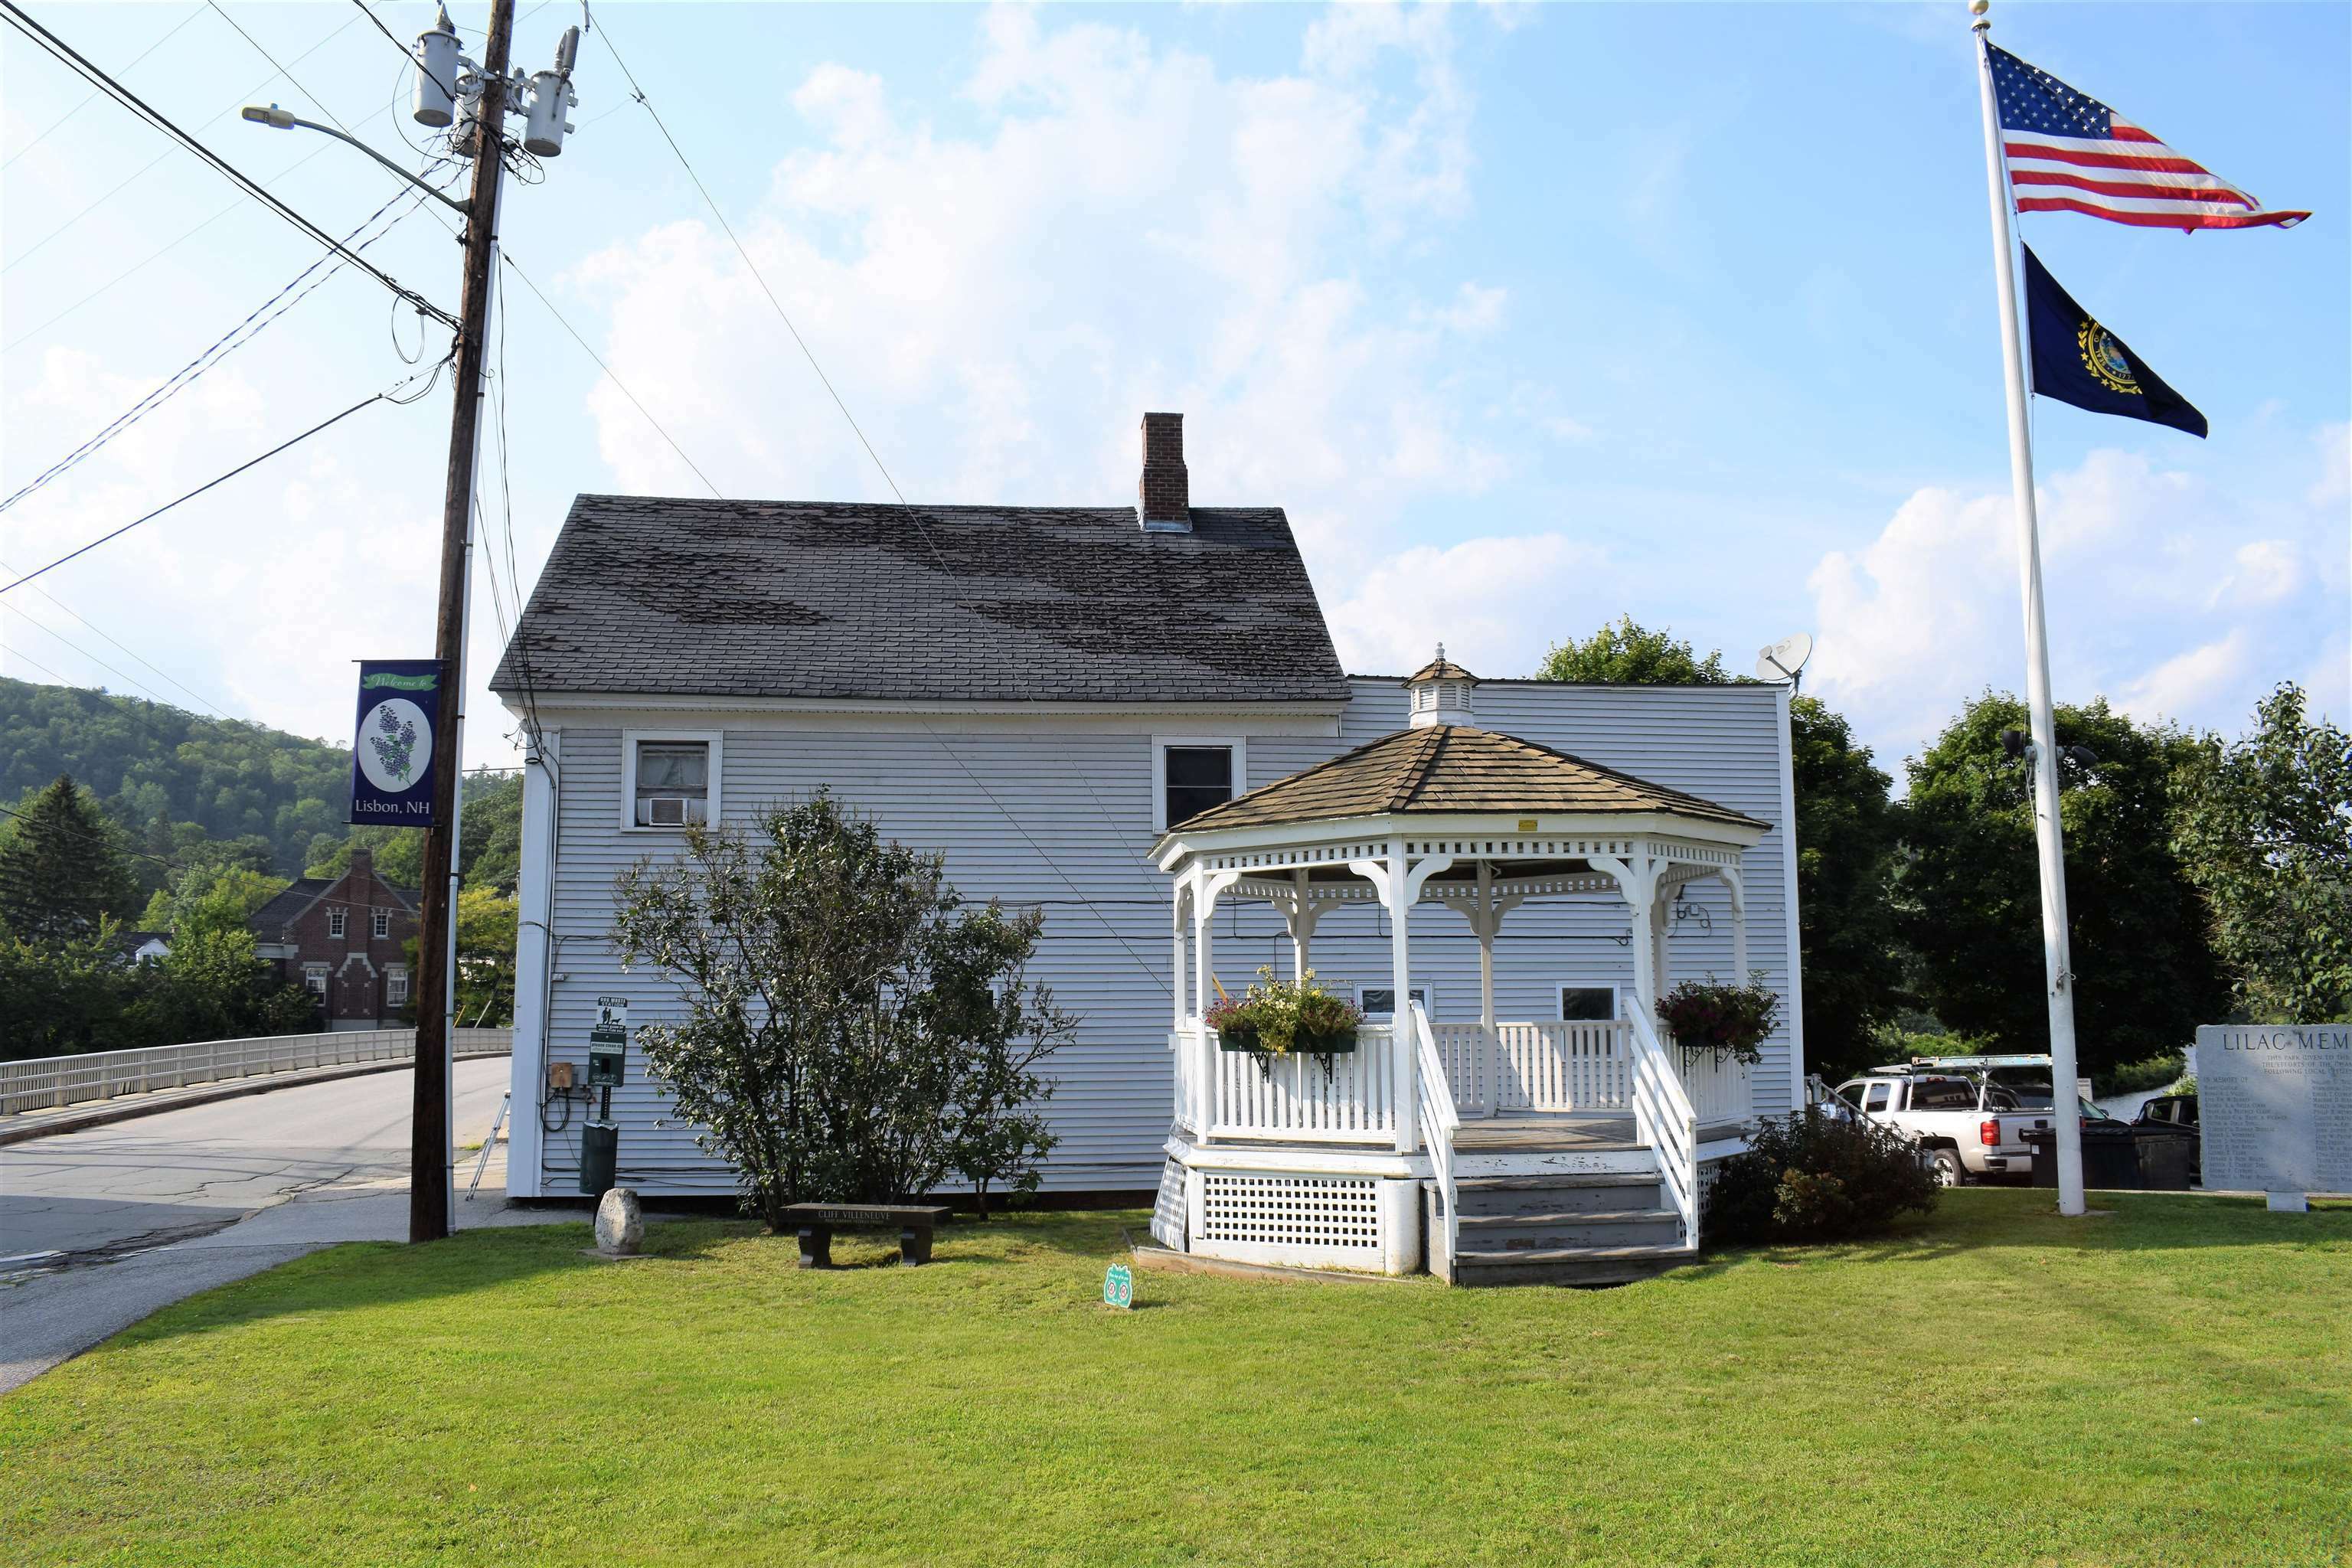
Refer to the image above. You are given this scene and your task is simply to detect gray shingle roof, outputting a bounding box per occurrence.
[1165,724,1769,837]
[491,495,1349,705]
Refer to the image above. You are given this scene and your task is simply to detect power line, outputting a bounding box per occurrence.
[496,250,725,498]
[0,802,192,875]
[0,642,72,684]
[0,0,204,172]
[0,362,443,596]
[593,12,910,510]
[0,568,237,717]
[0,2,455,327]
[2,140,338,354]
[1,6,363,273]
[2,179,444,516]
[1,600,197,712]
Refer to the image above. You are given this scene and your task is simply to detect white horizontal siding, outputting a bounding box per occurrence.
[522,680,1798,1197]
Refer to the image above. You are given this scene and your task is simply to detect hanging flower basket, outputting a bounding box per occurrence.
[1207,969,1364,1064]
[1656,973,1779,1067]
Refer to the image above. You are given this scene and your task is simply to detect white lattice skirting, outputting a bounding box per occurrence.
[1152,1158,1187,1251]
[1195,1171,1387,1269]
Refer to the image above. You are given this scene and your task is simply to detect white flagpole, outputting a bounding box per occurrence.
[1971,0,2086,1217]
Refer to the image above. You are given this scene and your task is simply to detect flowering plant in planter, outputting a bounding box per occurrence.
[1655,973,1779,1065]
[1208,967,1364,1061]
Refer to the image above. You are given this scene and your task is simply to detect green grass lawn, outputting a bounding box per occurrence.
[5,1191,2348,1567]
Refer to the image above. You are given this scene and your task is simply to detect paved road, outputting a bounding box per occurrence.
[0,1057,554,1393]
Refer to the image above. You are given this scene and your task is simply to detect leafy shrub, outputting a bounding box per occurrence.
[2102,1053,2186,1097]
[1704,1107,1938,1246]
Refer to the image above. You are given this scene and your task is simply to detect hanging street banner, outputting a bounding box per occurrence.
[349,659,445,826]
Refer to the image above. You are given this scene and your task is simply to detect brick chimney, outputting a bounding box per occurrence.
[347,846,372,889]
[1138,412,1190,532]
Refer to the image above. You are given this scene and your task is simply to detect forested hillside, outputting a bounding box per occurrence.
[2,678,350,876]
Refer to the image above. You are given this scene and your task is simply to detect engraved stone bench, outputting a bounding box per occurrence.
[782,1203,952,1269]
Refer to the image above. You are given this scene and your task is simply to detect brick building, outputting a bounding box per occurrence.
[248,848,421,1031]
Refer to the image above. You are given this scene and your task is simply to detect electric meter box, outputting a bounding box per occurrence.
[586,1040,626,1089]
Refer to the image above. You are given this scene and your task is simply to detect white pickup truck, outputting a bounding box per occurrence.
[1831,1057,2071,1186]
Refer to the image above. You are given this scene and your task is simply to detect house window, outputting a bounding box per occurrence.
[1359,985,1430,1020]
[1560,986,1619,1022]
[622,731,722,829]
[387,965,409,1006]
[327,908,346,939]
[304,964,330,998]
[1156,738,1243,831]
[371,909,390,939]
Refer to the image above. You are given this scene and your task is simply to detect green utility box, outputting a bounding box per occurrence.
[586,1040,626,1088]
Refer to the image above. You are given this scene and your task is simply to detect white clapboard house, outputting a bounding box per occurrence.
[493,413,1803,1283]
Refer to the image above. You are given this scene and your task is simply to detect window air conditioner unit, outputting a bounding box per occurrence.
[642,796,701,827]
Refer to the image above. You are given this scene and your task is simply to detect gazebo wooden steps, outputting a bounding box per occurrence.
[1454,1114,1644,1152]
[1449,1171,1693,1287]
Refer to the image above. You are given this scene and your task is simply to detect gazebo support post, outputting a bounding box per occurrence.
[1285,868,1321,982]
[1387,844,1416,1155]
[1723,867,1749,979]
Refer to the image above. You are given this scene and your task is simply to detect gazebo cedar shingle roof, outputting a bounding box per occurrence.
[1168,723,1768,836]
[489,496,1349,706]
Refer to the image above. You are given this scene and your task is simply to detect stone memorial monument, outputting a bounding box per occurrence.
[2194,1025,2352,1211]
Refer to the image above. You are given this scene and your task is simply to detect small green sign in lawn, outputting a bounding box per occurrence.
[1102,1262,1133,1310]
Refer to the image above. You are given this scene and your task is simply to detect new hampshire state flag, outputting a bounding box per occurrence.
[2024,244,2207,439]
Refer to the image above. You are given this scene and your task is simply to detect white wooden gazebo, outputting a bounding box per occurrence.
[1148,655,1772,1284]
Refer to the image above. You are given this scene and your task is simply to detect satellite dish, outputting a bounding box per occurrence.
[1756,632,1814,687]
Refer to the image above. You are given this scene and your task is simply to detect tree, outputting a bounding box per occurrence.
[2172,684,2351,1023]
[139,863,289,937]
[612,792,1073,1230]
[125,926,308,1047]
[453,886,519,1025]
[1536,616,1735,685]
[0,920,127,1060]
[1533,619,1906,1080]
[1787,696,1906,1081]
[1900,692,2229,1073]
[0,775,141,940]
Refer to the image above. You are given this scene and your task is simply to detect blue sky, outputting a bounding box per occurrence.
[3,2,2344,778]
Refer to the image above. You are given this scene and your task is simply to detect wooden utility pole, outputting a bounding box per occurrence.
[413,0,516,1243]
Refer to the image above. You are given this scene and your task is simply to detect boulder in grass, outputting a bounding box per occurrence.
[595,1187,644,1256]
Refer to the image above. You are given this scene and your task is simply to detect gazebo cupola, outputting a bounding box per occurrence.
[1406,646,1478,728]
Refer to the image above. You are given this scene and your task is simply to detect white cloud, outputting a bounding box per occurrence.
[1806,436,2350,762]
[1324,531,1615,676]
[2206,540,2302,609]
[2118,631,2252,727]
[572,2,1504,571]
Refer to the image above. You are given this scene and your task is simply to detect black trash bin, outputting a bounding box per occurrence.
[2024,1123,2142,1189]
[580,1121,619,1197]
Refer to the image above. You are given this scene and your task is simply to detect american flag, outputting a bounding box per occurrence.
[1986,44,2308,232]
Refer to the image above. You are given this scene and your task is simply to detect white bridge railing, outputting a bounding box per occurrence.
[1,1027,514,1116]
